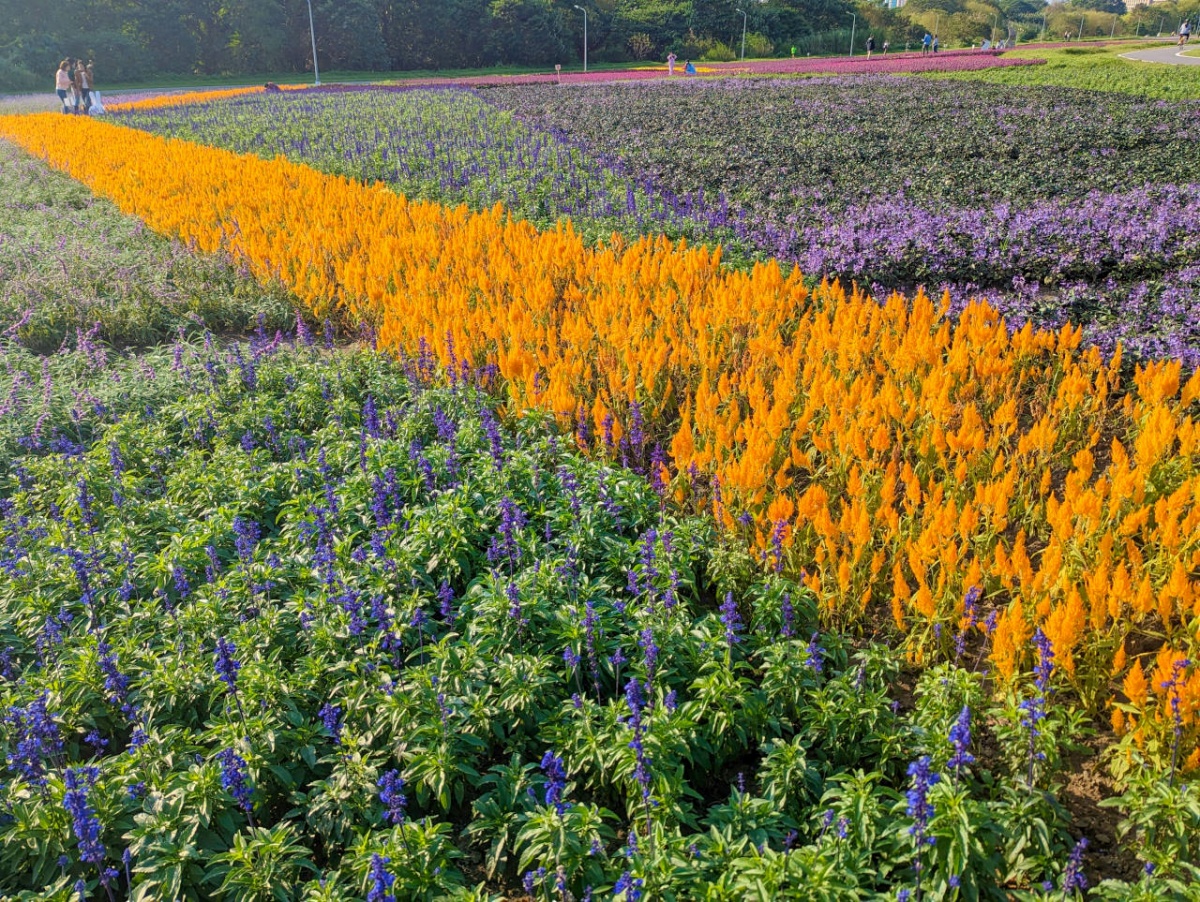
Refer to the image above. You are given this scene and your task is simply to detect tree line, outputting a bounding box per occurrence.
[0,0,855,90]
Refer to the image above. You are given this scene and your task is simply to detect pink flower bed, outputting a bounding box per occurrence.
[387,50,1042,88]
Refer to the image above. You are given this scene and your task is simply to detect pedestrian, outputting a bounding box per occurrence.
[1179,21,1191,44]
[790,45,797,57]
[922,32,932,54]
[684,60,696,75]
[882,40,890,55]
[667,51,677,75]
[76,59,92,113]
[55,60,72,113]
[932,35,939,52]
[867,35,875,59]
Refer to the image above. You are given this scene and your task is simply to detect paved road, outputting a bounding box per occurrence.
[1121,44,1200,64]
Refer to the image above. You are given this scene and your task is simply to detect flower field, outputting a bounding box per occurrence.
[0,66,1199,900]
[115,80,1200,364]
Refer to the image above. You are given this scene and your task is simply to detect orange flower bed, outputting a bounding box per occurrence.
[1,112,1197,762]
[108,83,307,112]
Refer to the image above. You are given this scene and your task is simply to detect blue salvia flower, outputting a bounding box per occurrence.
[614,871,644,901]
[213,638,240,694]
[1021,628,1054,787]
[505,581,522,627]
[1161,658,1192,785]
[906,755,939,901]
[540,750,568,813]
[780,592,795,638]
[319,703,343,744]
[97,642,132,718]
[906,756,939,845]
[719,592,742,646]
[63,766,105,866]
[497,497,525,568]
[378,769,407,825]
[232,517,260,564]
[480,407,504,471]
[367,854,395,902]
[437,580,455,620]
[770,519,787,573]
[362,395,380,439]
[638,627,659,690]
[948,706,975,773]
[805,633,825,676]
[625,678,653,803]
[216,748,254,815]
[1061,837,1089,893]
[4,692,63,787]
[172,563,190,601]
[583,600,602,696]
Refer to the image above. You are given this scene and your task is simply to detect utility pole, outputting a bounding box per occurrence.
[1078,13,1085,40]
[574,5,588,72]
[736,8,748,60]
[849,12,856,56]
[305,0,320,86]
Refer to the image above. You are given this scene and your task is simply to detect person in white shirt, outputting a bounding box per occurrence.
[55,60,72,113]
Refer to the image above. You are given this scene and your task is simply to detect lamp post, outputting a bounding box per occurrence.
[1077,13,1085,40]
[992,12,999,45]
[1110,14,1117,38]
[305,0,320,86]
[736,8,748,60]
[849,12,856,56]
[574,5,588,72]
[1040,7,1047,40]
[933,12,940,45]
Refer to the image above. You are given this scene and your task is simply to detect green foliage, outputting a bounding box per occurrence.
[0,333,1156,897]
[932,45,1200,100]
[0,141,296,354]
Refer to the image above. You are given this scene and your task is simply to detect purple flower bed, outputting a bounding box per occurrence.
[486,76,1200,364]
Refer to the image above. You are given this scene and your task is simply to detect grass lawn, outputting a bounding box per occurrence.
[928,41,1200,98]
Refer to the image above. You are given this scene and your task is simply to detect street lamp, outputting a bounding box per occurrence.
[574,5,588,72]
[736,8,748,61]
[1077,13,1085,40]
[305,0,320,85]
[849,12,856,56]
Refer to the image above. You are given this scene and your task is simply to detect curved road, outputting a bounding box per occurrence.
[1121,44,1200,64]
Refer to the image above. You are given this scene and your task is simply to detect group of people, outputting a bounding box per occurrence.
[54,58,98,114]
[665,53,697,75]
[921,33,940,53]
[865,37,891,58]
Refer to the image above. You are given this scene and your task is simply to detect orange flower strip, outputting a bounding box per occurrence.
[108,84,308,113]
[1,113,1198,728]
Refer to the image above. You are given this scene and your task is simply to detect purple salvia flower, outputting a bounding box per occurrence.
[948,705,975,772]
[216,748,254,815]
[63,766,105,866]
[378,769,407,825]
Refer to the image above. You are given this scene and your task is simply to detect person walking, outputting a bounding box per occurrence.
[932,35,939,52]
[921,32,932,54]
[882,40,890,55]
[866,35,876,59]
[667,51,677,75]
[55,60,72,113]
[76,59,92,113]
